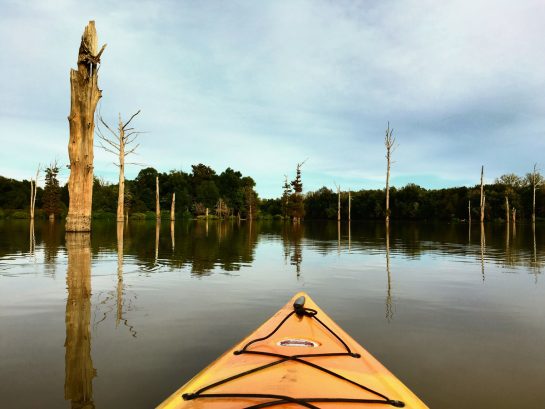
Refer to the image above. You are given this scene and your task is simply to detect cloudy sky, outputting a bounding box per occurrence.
[1,0,544,198]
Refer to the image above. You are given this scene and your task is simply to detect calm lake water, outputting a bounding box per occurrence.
[1,219,544,408]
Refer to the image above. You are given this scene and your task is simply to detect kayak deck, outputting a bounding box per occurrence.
[158,292,428,408]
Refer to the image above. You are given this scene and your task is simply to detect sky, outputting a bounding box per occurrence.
[1,0,545,198]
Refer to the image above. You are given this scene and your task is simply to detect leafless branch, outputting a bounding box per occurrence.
[122,110,141,130]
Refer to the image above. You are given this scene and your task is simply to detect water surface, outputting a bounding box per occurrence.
[0,220,544,408]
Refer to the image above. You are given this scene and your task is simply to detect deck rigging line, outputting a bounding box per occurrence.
[182,297,405,408]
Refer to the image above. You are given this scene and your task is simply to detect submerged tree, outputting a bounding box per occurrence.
[384,123,396,223]
[66,21,106,232]
[43,162,61,220]
[97,110,142,222]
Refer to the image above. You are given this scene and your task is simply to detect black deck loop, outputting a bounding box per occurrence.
[182,301,405,408]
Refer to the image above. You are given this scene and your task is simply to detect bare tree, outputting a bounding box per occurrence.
[531,163,541,224]
[170,193,175,221]
[29,164,40,219]
[348,189,351,222]
[66,21,106,232]
[156,176,160,220]
[334,182,341,222]
[480,166,485,223]
[97,110,142,222]
[468,200,471,224]
[384,122,397,223]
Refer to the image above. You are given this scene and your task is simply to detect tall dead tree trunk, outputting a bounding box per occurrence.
[29,165,40,219]
[335,183,341,222]
[532,163,537,224]
[468,200,471,224]
[66,21,106,232]
[480,166,485,223]
[117,121,125,222]
[384,123,396,223]
[156,176,160,220]
[171,193,175,221]
[348,190,351,221]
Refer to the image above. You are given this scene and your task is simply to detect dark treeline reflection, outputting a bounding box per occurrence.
[1,220,544,276]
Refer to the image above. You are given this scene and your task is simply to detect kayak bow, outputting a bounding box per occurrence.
[158,292,428,408]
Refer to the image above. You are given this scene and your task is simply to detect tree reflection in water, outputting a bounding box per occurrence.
[64,233,95,409]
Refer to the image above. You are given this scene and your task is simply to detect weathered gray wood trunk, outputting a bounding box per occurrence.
[66,21,106,232]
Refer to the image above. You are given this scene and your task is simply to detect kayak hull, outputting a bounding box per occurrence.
[158,292,428,408]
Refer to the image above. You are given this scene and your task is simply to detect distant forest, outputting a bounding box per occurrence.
[1,165,544,221]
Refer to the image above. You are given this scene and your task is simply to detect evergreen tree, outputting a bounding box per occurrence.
[281,175,292,219]
[289,161,305,222]
[43,162,61,220]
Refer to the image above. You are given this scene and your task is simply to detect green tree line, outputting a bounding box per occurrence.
[1,169,543,221]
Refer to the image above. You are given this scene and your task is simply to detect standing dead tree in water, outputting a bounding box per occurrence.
[97,110,142,222]
[480,166,485,223]
[384,122,397,223]
[171,193,176,221]
[29,164,40,219]
[348,190,351,221]
[156,176,160,220]
[529,163,543,224]
[66,21,106,232]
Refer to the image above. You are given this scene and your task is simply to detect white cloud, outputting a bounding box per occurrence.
[1,0,545,197]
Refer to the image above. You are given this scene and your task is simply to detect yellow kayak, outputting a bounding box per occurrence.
[158,292,428,408]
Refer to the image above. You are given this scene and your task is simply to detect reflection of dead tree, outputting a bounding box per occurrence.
[96,110,142,222]
[480,223,486,281]
[155,221,160,264]
[29,219,36,257]
[385,223,393,322]
[64,233,95,408]
[170,221,175,251]
[337,221,341,256]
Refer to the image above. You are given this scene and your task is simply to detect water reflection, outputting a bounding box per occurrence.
[281,222,303,277]
[0,220,544,409]
[385,221,394,322]
[64,233,95,409]
[480,223,486,281]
